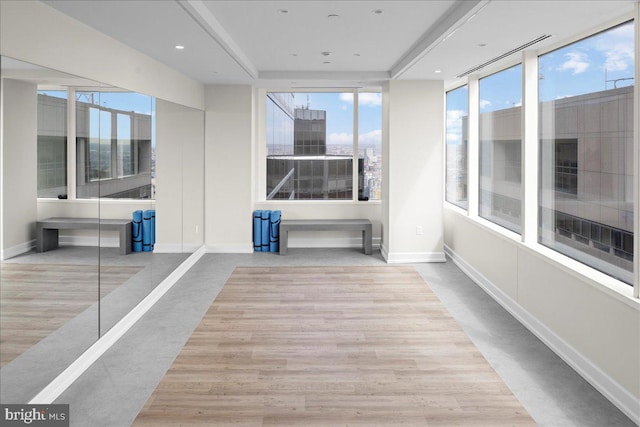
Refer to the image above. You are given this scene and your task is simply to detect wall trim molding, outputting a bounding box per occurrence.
[1,239,35,260]
[205,238,383,254]
[444,244,640,425]
[29,245,207,405]
[206,243,254,253]
[153,243,202,254]
[385,250,446,264]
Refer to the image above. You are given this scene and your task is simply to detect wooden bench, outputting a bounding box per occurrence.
[279,219,372,255]
[36,217,132,255]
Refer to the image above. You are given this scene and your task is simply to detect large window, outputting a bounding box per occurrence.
[445,86,469,209]
[37,89,155,200]
[265,91,381,201]
[539,21,634,285]
[75,91,155,199]
[37,91,68,198]
[479,64,522,233]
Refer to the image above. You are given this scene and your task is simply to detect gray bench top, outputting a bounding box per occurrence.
[280,219,372,230]
[38,217,131,229]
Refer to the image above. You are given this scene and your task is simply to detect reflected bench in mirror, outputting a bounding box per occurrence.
[279,219,372,255]
[36,218,132,255]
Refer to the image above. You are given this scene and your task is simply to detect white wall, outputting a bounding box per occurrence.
[444,206,640,422]
[155,99,205,253]
[0,1,204,110]
[1,79,38,259]
[382,80,445,263]
[205,85,254,252]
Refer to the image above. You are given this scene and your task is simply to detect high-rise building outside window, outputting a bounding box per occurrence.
[538,21,634,285]
[445,86,469,209]
[266,91,381,201]
[358,92,382,201]
[479,64,523,233]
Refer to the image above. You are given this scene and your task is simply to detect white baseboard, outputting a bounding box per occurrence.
[1,239,36,260]
[206,243,254,253]
[384,250,446,264]
[444,244,640,425]
[152,243,201,253]
[152,243,182,253]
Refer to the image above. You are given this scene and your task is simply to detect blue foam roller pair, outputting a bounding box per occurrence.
[132,210,143,252]
[253,210,281,252]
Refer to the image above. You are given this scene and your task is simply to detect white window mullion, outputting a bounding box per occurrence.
[67,88,77,200]
[467,76,480,217]
[353,89,359,202]
[522,50,539,244]
[634,5,639,298]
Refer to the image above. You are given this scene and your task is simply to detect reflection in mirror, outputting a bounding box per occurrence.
[0,56,188,402]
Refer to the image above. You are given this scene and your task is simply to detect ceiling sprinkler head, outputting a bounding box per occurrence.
[321,51,331,57]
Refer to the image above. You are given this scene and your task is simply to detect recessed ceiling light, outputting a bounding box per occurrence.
[278,9,288,14]
[372,9,383,14]
[434,70,442,74]
[175,45,185,50]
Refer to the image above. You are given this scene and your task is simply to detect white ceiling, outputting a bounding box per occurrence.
[10,0,640,88]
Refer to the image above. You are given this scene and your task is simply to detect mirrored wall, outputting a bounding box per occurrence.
[0,56,204,403]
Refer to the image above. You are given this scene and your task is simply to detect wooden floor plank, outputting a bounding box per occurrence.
[0,263,142,367]
[133,266,534,426]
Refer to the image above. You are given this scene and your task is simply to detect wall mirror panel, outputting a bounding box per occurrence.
[0,56,196,403]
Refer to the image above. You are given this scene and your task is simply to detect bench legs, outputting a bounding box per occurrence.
[36,227,59,252]
[278,227,372,255]
[363,225,372,255]
[118,225,132,255]
[279,230,289,255]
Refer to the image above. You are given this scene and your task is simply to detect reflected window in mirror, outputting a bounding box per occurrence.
[37,90,68,198]
[76,91,155,199]
[36,88,155,200]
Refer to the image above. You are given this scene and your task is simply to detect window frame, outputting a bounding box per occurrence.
[443,13,638,299]
[36,86,156,201]
[258,88,382,204]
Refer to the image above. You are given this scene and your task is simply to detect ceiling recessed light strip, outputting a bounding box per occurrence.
[456,34,551,78]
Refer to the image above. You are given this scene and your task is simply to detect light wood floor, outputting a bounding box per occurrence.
[0,263,142,367]
[133,266,534,426]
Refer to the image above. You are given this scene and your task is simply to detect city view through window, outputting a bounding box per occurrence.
[446,20,634,285]
[266,91,382,201]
